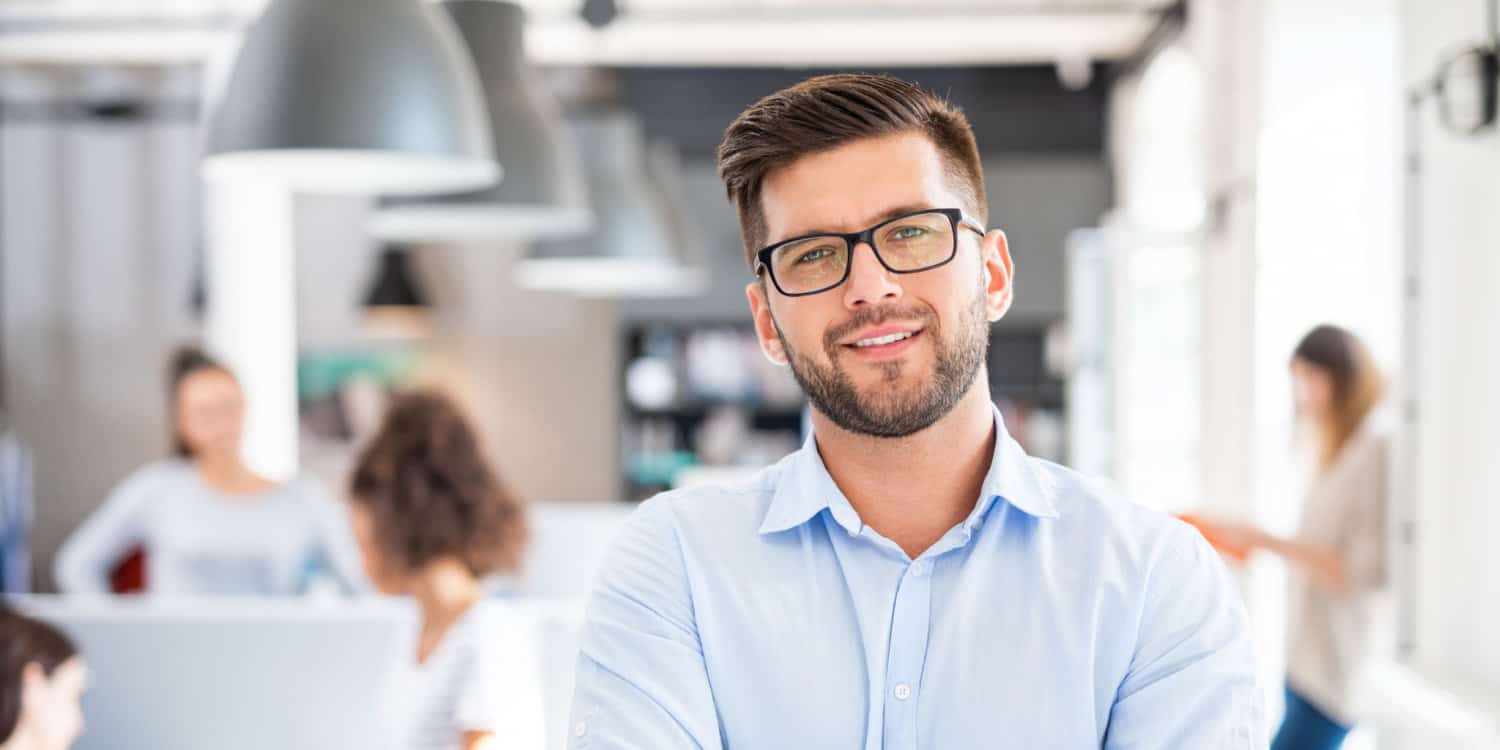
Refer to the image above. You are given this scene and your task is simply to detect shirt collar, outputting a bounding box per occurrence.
[758,403,1060,536]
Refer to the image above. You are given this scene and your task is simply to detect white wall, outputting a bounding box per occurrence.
[0,68,202,593]
[1400,0,1500,695]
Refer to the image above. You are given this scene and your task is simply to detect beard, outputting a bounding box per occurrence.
[774,283,990,439]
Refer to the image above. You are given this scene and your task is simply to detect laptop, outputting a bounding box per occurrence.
[11,595,415,750]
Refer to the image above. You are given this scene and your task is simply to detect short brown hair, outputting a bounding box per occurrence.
[1,606,78,741]
[717,73,987,268]
[349,391,527,577]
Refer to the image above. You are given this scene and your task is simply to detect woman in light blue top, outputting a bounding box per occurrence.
[54,347,364,595]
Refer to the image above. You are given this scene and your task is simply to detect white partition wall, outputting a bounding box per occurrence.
[0,67,202,591]
[1398,0,1500,734]
[202,180,299,480]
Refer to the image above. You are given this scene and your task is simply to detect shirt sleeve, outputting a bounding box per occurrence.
[1104,522,1267,749]
[296,477,373,594]
[54,464,160,594]
[453,610,548,745]
[567,497,722,750]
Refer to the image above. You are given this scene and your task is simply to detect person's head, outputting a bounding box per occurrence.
[717,74,1013,438]
[1290,325,1384,469]
[347,391,528,594]
[167,347,243,461]
[0,608,86,750]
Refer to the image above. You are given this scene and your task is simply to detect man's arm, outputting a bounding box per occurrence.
[568,498,722,750]
[1104,522,1267,749]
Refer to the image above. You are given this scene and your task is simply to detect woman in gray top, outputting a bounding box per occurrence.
[1200,325,1392,750]
[54,348,364,595]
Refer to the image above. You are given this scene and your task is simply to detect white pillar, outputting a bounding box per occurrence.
[202,179,299,481]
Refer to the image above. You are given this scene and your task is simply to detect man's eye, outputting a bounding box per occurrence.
[796,247,836,264]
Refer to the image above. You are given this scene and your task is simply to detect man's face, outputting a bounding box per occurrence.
[746,132,1015,438]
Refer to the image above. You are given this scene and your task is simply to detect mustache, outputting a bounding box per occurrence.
[823,304,937,351]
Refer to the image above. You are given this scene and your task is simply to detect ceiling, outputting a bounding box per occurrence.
[0,0,1174,67]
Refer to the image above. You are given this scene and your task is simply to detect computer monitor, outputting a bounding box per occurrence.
[10,596,414,750]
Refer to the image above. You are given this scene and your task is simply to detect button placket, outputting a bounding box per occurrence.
[881,558,935,750]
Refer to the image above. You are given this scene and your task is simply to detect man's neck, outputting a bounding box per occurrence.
[812,383,997,560]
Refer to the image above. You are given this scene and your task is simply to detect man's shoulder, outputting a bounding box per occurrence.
[619,457,788,544]
[1027,458,1237,645]
[586,458,790,612]
[1027,457,1207,571]
[598,456,791,575]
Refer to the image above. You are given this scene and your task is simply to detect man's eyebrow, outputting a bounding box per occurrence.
[774,204,935,244]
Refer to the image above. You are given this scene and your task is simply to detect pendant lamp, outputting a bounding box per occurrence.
[203,0,498,195]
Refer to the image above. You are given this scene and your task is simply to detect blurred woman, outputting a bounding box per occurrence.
[1199,324,1393,750]
[0,607,86,750]
[54,347,365,595]
[348,391,530,750]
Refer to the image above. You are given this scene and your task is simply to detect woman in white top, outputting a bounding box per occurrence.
[1200,325,1392,750]
[54,347,365,595]
[346,391,530,750]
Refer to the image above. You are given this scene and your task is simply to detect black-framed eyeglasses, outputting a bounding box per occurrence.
[753,207,986,297]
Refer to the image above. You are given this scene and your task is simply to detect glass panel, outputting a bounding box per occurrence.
[770,236,849,293]
[874,211,955,270]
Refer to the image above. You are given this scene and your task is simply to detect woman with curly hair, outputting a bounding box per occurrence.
[347,390,530,750]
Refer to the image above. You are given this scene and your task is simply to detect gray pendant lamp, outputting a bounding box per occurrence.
[515,111,707,298]
[202,0,499,195]
[371,1,593,242]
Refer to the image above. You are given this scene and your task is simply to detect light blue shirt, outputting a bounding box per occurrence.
[569,407,1265,749]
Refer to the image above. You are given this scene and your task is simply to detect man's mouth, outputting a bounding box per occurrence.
[839,327,924,359]
[850,331,917,348]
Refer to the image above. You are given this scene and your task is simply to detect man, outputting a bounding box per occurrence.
[568,74,1264,749]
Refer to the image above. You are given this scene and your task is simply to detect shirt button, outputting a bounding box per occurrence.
[894,683,912,700]
[910,560,927,576]
[574,721,588,738]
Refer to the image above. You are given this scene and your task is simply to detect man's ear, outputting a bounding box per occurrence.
[982,228,1015,323]
[746,280,788,365]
